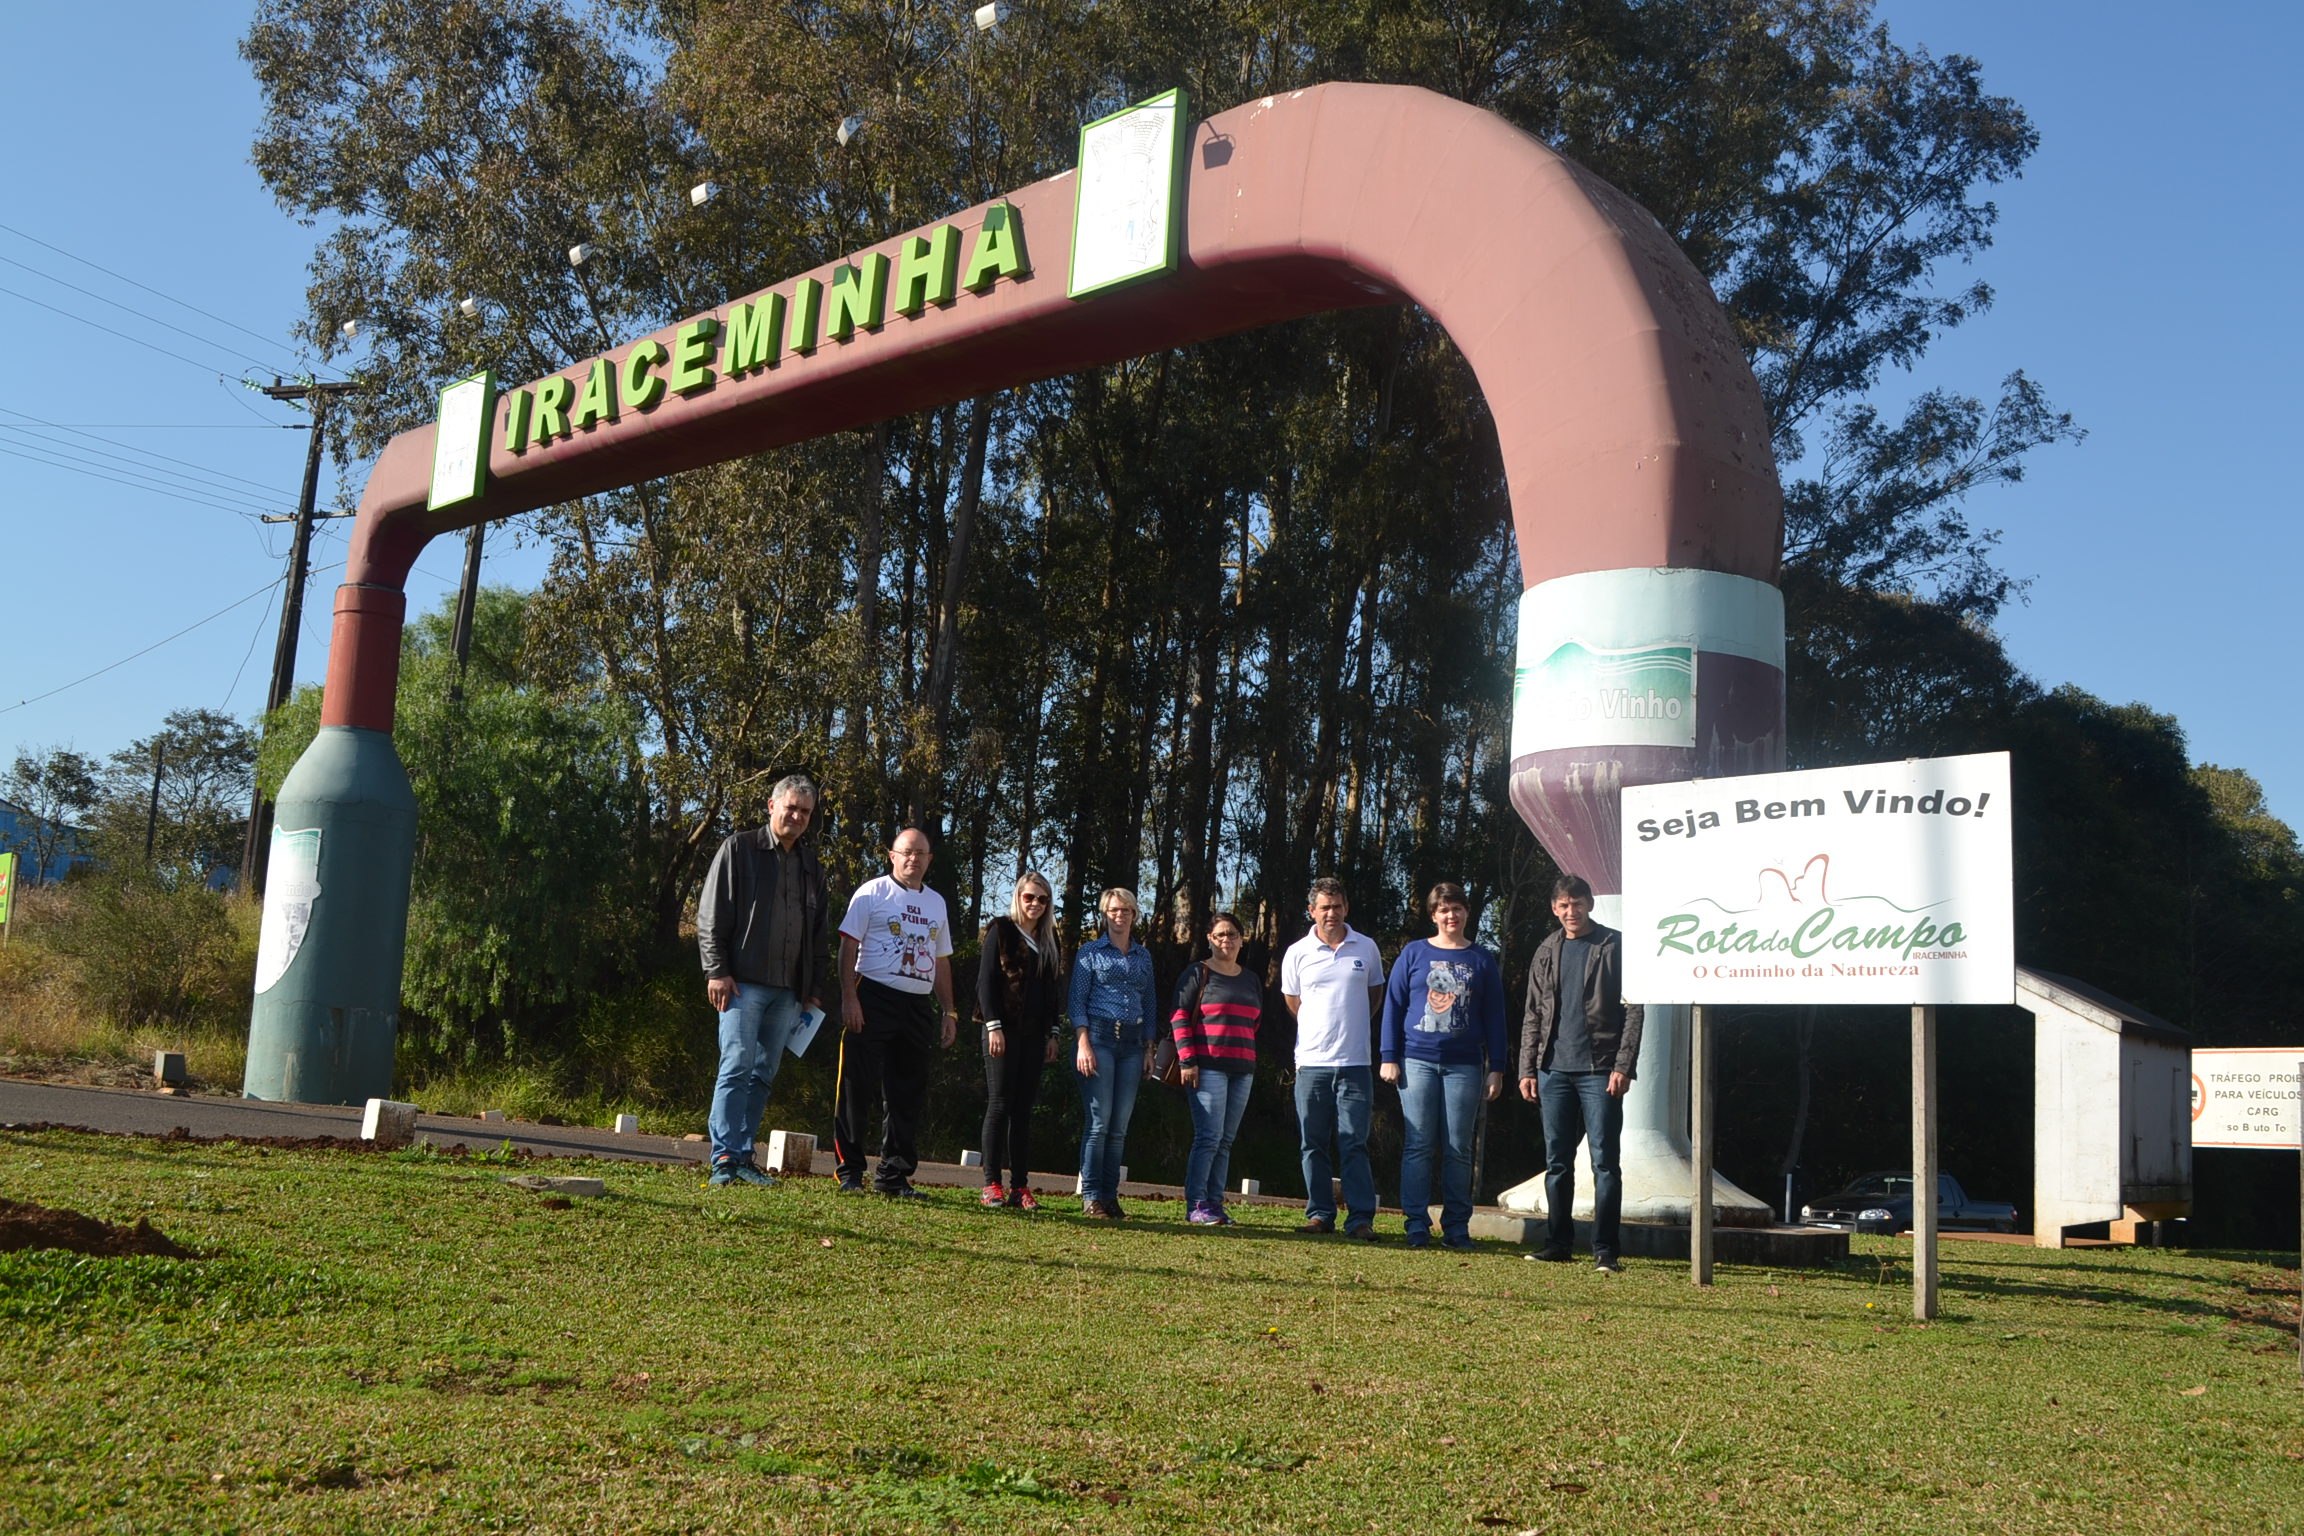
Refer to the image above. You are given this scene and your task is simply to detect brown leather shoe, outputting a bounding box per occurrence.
[1083,1199,1119,1219]
[1106,1197,1128,1221]
[1300,1215,1335,1234]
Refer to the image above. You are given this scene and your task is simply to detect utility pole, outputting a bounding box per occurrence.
[144,739,164,864]
[240,379,363,898]
[447,521,485,702]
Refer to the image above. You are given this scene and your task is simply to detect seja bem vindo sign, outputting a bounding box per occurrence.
[1621,752,2015,1006]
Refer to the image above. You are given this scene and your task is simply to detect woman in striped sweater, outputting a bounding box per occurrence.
[1171,911,1263,1226]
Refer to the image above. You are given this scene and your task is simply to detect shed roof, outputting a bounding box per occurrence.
[2017,966,2192,1047]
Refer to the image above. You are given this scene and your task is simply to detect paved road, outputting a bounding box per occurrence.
[0,1079,1055,1194]
[0,1078,1223,1201]
[0,1078,1861,1259]
[0,1079,704,1166]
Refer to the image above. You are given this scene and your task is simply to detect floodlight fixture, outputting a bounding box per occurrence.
[836,115,865,147]
[340,319,360,339]
[690,181,719,207]
[457,297,481,318]
[973,3,1009,30]
[568,242,596,268]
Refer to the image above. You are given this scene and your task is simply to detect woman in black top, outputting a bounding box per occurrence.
[976,871,1063,1208]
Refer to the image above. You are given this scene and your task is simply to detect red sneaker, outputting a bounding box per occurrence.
[979,1182,1006,1207]
[1013,1187,1040,1212]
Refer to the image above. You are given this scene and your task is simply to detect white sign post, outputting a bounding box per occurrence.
[1622,752,2014,1316]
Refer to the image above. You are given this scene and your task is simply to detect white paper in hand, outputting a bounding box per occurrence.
[787,1005,827,1058]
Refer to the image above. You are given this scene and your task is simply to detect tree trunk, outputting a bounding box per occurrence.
[1781,1005,1818,1189]
[926,395,994,783]
[1176,601,1220,942]
[850,420,891,765]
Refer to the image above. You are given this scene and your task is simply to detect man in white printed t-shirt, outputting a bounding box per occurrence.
[1280,876,1386,1239]
[833,827,958,1196]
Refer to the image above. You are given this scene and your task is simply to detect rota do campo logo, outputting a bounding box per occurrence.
[1650,851,1972,977]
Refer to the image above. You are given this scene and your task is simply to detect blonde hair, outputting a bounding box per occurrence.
[1008,872,1058,972]
[1098,887,1141,923]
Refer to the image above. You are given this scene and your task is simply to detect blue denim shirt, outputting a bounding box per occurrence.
[1067,935,1161,1049]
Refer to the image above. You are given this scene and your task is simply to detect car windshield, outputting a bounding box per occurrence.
[1846,1175,1913,1198]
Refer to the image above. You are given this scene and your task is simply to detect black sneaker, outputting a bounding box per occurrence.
[1594,1254,1622,1274]
[1533,1247,1573,1263]
[881,1184,931,1200]
[836,1177,868,1195]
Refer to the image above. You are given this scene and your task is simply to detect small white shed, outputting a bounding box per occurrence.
[2020,967,2192,1248]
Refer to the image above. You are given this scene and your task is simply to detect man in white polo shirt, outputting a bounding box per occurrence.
[833,827,958,1197]
[1281,876,1385,1239]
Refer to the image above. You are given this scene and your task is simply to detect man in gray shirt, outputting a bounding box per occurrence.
[698,774,828,1186]
[1517,872,1644,1270]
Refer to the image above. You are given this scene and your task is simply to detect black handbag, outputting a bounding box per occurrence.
[1151,963,1209,1088]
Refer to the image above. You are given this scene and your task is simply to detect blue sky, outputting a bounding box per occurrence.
[1,4,2297,828]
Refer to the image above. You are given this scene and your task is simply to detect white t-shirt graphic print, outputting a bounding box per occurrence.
[840,876,952,996]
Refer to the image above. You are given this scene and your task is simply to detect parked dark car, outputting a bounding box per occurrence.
[1800,1172,2018,1234]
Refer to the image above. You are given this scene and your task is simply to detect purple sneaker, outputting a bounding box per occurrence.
[1188,1202,1223,1226]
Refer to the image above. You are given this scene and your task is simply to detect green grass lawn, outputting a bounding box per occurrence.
[2,1129,2298,1535]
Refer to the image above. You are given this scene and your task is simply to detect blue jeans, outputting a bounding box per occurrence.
[709,982,805,1163]
[1294,1065,1375,1227]
[1185,1068,1253,1209]
[1399,1059,1481,1240]
[1074,1030,1145,1203]
[1539,1069,1624,1258]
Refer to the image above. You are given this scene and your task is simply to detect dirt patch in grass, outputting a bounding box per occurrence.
[5,1121,384,1154]
[0,1197,194,1259]
[8,1123,546,1159]
[0,1057,166,1091]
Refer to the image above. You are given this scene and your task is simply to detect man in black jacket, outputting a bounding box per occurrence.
[698,774,829,1186]
[1517,873,1645,1270]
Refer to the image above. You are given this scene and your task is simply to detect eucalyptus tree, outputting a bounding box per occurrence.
[244,1,2080,1049]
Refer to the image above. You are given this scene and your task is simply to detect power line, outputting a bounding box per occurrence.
[0,433,286,517]
[17,423,301,430]
[0,252,302,377]
[0,406,297,499]
[0,440,283,521]
[216,376,290,425]
[0,283,251,378]
[221,578,283,714]
[0,219,320,364]
[0,565,340,718]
